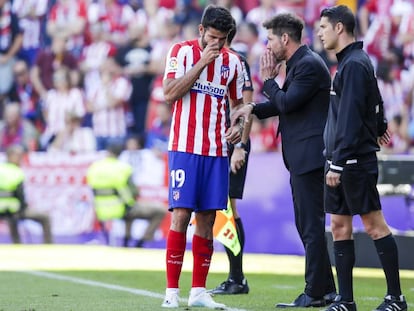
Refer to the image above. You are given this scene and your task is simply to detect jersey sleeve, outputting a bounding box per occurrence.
[239,54,254,92]
[227,55,244,104]
[163,42,185,80]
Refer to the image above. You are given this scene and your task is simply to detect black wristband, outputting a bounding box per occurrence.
[247,102,256,114]
[235,142,248,150]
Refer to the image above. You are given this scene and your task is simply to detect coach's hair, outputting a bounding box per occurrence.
[320,5,356,36]
[201,5,234,34]
[262,13,304,43]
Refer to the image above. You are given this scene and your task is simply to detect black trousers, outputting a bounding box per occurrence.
[290,168,336,297]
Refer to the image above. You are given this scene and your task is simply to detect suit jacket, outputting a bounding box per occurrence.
[254,45,330,175]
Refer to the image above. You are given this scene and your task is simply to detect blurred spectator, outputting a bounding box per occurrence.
[46,0,88,59]
[87,142,166,247]
[127,0,141,12]
[233,22,266,103]
[144,14,182,129]
[275,0,306,21]
[115,20,155,136]
[11,0,48,66]
[47,111,96,154]
[0,103,38,152]
[249,117,280,153]
[391,0,414,69]
[0,0,23,103]
[0,144,52,244]
[381,113,409,154]
[85,57,132,150]
[134,0,175,42]
[30,34,80,99]
[40,67,86,150]
[376,60,405,121]
[88,0,135,47]
[172,0,204,25]
[213,0,244,25]
[7,59,43,132]
[245,0,278,43]
[358,0,394,38]
[145,102,171,152]
[361,0,403,67]
[79,21,116,99]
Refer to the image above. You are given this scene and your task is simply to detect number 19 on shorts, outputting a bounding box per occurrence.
[170,169,185,188]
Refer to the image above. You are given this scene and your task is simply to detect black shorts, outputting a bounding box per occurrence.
[324,156,382,216]
[228,139,250,199]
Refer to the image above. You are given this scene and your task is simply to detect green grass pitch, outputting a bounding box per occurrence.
[0,245,412,311]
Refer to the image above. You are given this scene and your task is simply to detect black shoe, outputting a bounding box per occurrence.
[122,237,129,247]
[324,292,338,305]
[209,278,249,295]
[374,295,407,311]
[135,239,144,248]
[276,293,327,308]
[324,295,357,311]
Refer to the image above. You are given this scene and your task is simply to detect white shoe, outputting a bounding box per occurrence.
[188,288,226,309]
[161,288,180,308]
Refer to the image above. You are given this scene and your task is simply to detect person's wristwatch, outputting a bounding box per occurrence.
[234,142,247,150]
[246,102,256,114]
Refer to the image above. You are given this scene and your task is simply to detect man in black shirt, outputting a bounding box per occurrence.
[231,13,336,308]
[318,5,407,311]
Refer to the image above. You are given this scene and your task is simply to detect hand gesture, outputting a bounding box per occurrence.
[378,129,391,146]
[225,118,243,145]
[260,50,282,81]
[326,170,341,188]
[230,147,247,174]
[200,42,220,66]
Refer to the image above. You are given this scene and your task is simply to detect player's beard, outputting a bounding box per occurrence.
[201,32,208,49]
[200,32,224,50]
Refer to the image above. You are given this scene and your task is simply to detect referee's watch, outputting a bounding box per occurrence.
[235,142,247,150]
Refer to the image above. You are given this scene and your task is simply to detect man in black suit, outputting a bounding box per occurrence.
[232,13,336,308]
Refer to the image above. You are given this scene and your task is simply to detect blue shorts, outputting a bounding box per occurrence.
[168,151,229,212]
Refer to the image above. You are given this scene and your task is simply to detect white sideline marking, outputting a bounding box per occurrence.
[20,271,249,311]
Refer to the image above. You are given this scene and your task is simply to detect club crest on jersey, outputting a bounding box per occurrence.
[221,65,230,79]
[167,57,178,72]
[173,190,180,201]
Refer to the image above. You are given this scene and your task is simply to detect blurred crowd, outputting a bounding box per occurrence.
[1,0,414,155]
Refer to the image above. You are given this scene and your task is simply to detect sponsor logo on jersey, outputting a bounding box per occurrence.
[192,79,226,99]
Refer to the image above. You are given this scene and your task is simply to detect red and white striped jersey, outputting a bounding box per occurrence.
[44,88,86,136]
[164,39,244,157]
[88,75,132,138]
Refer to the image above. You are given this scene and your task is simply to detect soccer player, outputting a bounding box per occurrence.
[161,5,245,309]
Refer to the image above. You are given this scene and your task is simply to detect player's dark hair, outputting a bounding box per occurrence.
[201,5,234,34]
[263,13,303,43]
[320,5,356,36]
[227,17,237,45]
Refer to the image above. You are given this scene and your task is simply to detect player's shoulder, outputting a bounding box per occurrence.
[171,39,198,50]
[223,47,243,65]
